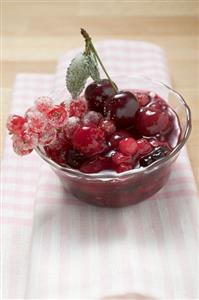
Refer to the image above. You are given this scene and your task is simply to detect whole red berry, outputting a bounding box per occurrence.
[108,130,130,149]
[47,105,68,128]
[72,125,105,156]
[7,115,25,134]
[69,97,87,118]
[82,111,103,126]
[136,105,173,136]
[34,96,53,114]
[64,116,80,139]
[105,91,139,128]
[119,137,138,155]
[112,152,132,165]
[84,79,117,115]
[99,120,116,137]
[137,138,153,156]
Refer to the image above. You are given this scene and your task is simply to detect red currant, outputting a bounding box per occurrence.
[69,97,87,118]
[34,96,53,114]
[47,105,68,128]
[6,115,25,134]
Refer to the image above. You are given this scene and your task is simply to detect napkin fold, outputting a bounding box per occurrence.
[2,41,198,299]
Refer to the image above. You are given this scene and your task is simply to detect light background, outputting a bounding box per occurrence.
[1,0,198,189]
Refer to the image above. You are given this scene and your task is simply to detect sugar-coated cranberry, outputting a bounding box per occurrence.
[25,109,47,133]
[119,137,138,155]
[64,116,80,139]
[136,105,173,137]
[49,130,68,150]
[47,105,68,128]
[112,152,132,165]
[69,97,87,118]
[82,111,103,126]
[108,130,130,149]
[66,149,86,169]
[12,135,33,156]
[137,138,153,156]
[80,156,111,173]
[34,96,53,114]
[99,120,116,137]
[84,79,117,114]
[38,123,57,146]
[115,163,132,173]
[72,125,105,156]
[12,130,38,156]
[139,146,170,167]
[105,91,139,128]
[6,115,25,134]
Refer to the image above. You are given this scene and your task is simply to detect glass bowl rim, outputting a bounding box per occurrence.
[35,75,192,179]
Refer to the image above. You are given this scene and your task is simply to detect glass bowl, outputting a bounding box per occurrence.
[35,76,191,207]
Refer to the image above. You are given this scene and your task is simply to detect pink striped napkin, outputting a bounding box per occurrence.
[2,41,198,299]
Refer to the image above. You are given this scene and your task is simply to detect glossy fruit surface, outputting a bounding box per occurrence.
[136,104,174,136]
[84,79,116,114]
[72,125,105,156]
[105,91,139,128]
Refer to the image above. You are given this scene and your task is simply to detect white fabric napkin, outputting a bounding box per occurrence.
[2,41,198,299]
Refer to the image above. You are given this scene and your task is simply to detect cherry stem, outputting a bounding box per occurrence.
[80,28,118,93]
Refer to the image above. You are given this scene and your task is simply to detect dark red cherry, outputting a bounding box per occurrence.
[105,91,139,128]
[84,79,117,115]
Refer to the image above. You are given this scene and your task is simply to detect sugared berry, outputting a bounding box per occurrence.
[6,115,25,134]
[105,91,139,128]
[34,96,53,114]
[64,116,80,139]
[38,123,57,146]
[26,110,46,133]
[12,130,37,155]
[82,111,103,126]
[47,105,68,128]
[72,125,105,156]
[119,137,138,155]
[12,136,33,156]
[84,79,117,114]
[69,97,87,118]
[100,120,116,137]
